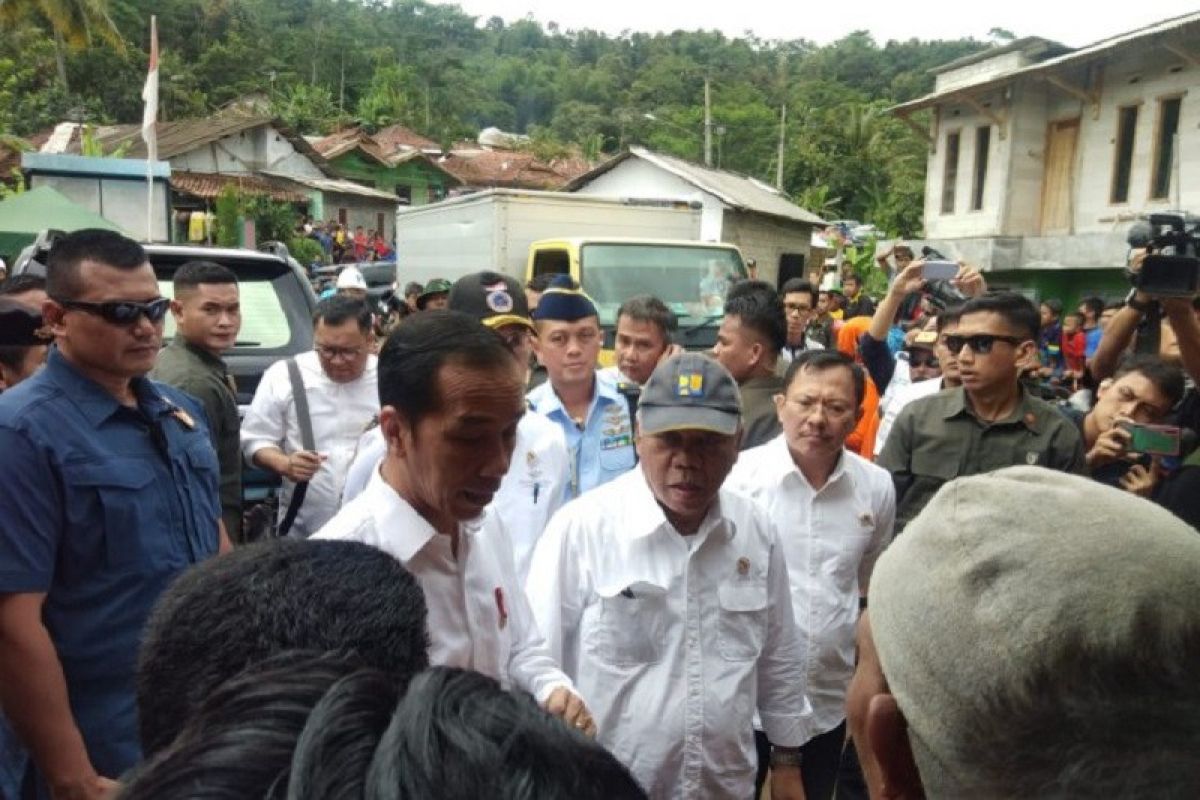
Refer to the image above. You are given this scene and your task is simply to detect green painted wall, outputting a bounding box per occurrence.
[328,151,455,206]
[986,268,1130,309]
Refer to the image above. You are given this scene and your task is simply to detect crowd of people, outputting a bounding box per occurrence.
[301,218,394,266]
[0,228,1198,800]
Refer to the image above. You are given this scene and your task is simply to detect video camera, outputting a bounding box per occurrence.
[919,246,968,311]
[1126,212,1200,297]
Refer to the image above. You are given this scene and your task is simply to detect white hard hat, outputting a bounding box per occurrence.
[336,266,367,290]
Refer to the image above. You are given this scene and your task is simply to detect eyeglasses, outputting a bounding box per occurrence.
[315,344,365,361]
[908,353,940,368]
[942,334,1025,355]
[55,296,171,326]
[784,303,813,315]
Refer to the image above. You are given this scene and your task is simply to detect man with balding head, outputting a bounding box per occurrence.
[847,467,1200,799]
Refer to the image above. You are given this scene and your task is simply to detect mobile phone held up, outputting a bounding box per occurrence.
[1119,421,1182,456]
[922,260,959,282]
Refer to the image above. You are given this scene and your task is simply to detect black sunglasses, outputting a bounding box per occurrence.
[908,353,940,368]
[942,334,1024,355]
[56,297,171,326]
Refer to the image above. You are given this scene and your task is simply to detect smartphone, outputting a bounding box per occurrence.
[922,260,959,281]
[1119,422,1181,456]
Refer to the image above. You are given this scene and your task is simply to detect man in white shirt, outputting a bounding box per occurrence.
[728,349,895,800]
[315,310,592,733]
[527,352,807,800]
[241,295,380,537]
[340,271,569,583]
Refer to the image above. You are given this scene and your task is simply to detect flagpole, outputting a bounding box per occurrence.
[142,15,159,242]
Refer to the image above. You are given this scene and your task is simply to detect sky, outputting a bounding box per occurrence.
[433,0,1199,48]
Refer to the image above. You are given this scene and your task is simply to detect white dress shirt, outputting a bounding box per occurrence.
[241,351,379,537]
[339,412,569,585]
[526,468,807,800]
[315,468,573,702]
[727,435,895,740]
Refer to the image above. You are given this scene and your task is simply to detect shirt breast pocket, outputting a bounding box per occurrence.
[588,586,668,667]
[717,580,769,661]
[63,459,161,571]
[598,443,635,473]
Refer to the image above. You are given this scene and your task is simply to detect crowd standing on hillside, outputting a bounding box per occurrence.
[0,229,1198,800]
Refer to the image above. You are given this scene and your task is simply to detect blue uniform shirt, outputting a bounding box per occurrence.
[0,348,221,796]
[528,370,636,499]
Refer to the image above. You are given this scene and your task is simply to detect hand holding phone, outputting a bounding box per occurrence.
[1119,422,1181,456]
[921,260,959,282]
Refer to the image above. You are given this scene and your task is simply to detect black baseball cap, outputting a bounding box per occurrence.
[447,271,534,331]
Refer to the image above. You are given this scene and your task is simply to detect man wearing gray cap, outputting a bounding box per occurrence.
[846,466,1200,799]
[527,352,808,800]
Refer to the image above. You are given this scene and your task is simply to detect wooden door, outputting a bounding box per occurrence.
[1039,118,1079,234]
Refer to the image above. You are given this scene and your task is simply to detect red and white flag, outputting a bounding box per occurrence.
[141,15,158,162]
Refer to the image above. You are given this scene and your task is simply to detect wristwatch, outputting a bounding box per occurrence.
[770,746,804,768]
[1125,288,1154,314]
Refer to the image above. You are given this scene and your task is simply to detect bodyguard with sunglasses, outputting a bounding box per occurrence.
[0,230,230,800]
[877,292,1085,533]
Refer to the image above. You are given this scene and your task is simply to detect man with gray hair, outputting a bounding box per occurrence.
[846,466,1200,799]
[527,352,808,800]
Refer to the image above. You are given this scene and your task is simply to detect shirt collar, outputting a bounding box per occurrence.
[43,347,173,427]
[625,468,732,543]
[175,336,227,370]
[763,433,850,490]
[942,385,1042,432]
[363,466,479,562]
[528,370,618,418]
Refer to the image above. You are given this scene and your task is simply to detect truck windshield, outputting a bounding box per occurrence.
[581,243,746,325]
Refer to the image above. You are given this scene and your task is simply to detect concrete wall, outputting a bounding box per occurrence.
[720,210,812,287]
[936,51,1035,93]
[323,192,395,241]
[170,125,325,179]
[922,38,1200,267]
[572,158,727,242]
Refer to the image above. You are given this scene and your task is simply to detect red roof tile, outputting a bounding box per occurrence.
[170,171,309,203]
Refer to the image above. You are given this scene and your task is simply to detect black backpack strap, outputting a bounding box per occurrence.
[278,357,315,537]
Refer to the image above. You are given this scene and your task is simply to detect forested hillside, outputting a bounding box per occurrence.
[0,0,998,235]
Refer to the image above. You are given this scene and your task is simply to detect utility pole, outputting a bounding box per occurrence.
[776,103,787,189]
[703,76,713,167]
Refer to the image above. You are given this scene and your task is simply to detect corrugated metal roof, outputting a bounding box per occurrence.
[564,147,826,227]
[170,171,309,203]
[372,124,441,154]
[76,115,331,171]
[260,171,400,202]
[891,11,1200,113]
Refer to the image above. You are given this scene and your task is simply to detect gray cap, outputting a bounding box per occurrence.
[869,466,1200,792]
[638,352,742,436]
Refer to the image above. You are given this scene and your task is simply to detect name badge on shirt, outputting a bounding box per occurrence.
[601,433,632,450]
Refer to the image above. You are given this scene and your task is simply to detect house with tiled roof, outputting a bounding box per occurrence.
[312,127,461,206]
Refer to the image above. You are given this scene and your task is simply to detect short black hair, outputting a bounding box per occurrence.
[0,274,46,297]
[314,293,372,333]
[172,260,238,294]
[46,228,147,299]
[843,273,862,286]
[1080,296,1105,320]
[780,279,817,307]
[958,292,1040,341]
[617,294,676,340]
[404,281,423,296]
[782,349,866,408]
[1114,354,1186,410]
[723,283,786,354]
[1040,298,1064,316]
[136,539,429,756]
[366,667,648,800]
[378,310,515,427]
[123,651,380,800]
[936,305,964,332]
[527,273,570,292]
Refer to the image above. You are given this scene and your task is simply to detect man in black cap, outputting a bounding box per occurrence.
[0,300,50,392]
[528,275,636,498]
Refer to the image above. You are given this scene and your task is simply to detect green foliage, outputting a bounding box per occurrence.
[79,124,129,157]
[843,237,889,299]
[214,184,241,248]
[242,194,296,245]
[0,0,995,233]
[288,235,324,267]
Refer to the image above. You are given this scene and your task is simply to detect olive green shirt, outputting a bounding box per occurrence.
[739,374,784,451]
[152,337,243,541]
[877,385,1085,533]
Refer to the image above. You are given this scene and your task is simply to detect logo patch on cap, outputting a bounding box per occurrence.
[676,373,704,397]
[485,287,514,313]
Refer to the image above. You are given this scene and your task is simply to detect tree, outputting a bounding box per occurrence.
[0,0,126,91]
